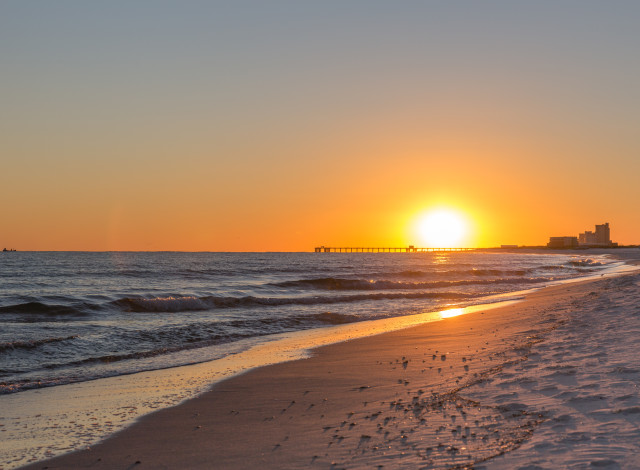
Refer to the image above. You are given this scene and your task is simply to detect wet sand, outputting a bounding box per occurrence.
[20,268,640,469]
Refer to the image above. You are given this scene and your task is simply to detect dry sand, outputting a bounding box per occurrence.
[19,265,640,469]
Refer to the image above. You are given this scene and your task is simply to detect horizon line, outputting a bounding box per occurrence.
[4,245,640,254]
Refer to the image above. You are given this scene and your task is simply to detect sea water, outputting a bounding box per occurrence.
[0,251,614,395]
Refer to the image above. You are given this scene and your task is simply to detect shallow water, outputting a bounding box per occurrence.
[0,251,613,394]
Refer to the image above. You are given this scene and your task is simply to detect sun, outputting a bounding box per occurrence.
[415,209,470,248]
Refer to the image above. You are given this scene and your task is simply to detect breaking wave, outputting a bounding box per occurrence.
[271,277,554,291]
[113,291,480,313]
[0,335,78,352]
[569,259,604,267]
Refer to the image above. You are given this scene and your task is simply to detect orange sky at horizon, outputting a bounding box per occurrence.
[2,2,639,251]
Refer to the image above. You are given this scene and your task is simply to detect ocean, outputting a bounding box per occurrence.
[0,251,615,396]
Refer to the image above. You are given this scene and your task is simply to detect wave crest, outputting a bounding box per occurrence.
[113,291,479,313]
[0,302,88,317]
[113,296,209,312]
[569,259,604,267]
[272,277,552,291]
[0,335,78,352]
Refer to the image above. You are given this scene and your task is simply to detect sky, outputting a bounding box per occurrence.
[2,1,639,251]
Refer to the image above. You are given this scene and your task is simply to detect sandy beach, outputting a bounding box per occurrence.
[14,255,640,469]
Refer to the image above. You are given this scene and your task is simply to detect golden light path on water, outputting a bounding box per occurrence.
[440,307,465,319]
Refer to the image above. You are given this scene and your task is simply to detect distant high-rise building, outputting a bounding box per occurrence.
[578,222,616,247]
[579,231,596,245]
[595,223,611,245]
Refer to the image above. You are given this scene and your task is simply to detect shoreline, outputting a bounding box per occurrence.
[3,249,614,399]
[2,294,526,469]
[12,257,640,469]
[1,255,632,468]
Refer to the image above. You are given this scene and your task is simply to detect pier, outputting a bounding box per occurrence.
[314,246,475,253]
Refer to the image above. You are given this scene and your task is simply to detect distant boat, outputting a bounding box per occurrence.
[2,248,16,252]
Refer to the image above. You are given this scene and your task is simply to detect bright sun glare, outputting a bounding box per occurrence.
[416,209,469,248]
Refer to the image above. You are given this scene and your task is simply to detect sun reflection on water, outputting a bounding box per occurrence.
[440,308,464,319]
